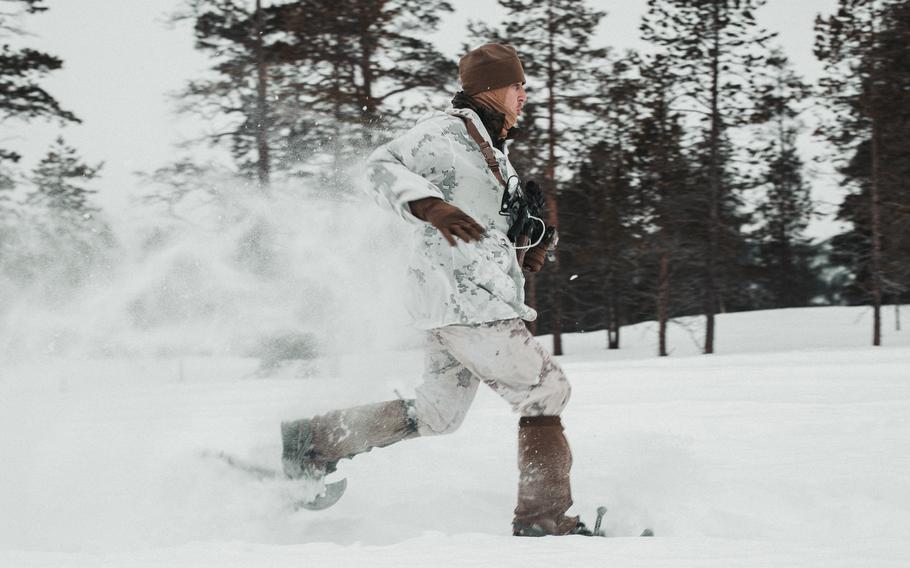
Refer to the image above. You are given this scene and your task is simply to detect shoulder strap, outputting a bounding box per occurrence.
[458,116,508,189]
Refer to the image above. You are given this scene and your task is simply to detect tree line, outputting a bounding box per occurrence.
[0,0,112,299]
[1,0,907,355]
[480,0,909,354]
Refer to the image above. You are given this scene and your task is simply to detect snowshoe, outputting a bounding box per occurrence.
[513,517,594,537]
[201,449,347,511]
[592,505,654,538]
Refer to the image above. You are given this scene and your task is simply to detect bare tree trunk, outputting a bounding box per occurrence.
[331,42,345,189]
[704,2,722,355]
[657,250,670,357]
[896,304,901,332]
[607,326,620,350]
[550,260,564,356]
[870,113,884,346]
[356,3,380,148]
[866,1,885,347]
[545,1,563,356]
[526,274,537,335]
[253,0,271,190]
[607,291,620,350]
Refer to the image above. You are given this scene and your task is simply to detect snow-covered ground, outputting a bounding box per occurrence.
[1,306,908,567]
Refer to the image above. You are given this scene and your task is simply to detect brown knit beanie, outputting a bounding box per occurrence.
[459,43,526,95]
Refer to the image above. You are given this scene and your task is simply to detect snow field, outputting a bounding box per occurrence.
[1,306,908,567]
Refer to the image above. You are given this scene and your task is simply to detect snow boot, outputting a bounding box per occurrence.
[512,415,591,537]
[281,399,419,479]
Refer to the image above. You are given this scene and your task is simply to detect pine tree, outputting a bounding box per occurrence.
[0,0,80,284]
[176,0,283,188]
[0,161,16,267]
[750,50,818,308]
[565,141,643,350]
[561,55,645,350]
[0,0,79,164]
[28,137,101,217]
[260,0,364,185]
[642,0,776,354]
[19,138,113,289]
[263,0,456,182]
[0,161,14,212]
[175,0,455,190]
[633,54,699,356]
[472,0,607,355]
[816,0,910,345]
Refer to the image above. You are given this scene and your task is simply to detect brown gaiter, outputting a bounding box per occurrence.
[513,416,578,535]
[308,400,419,463]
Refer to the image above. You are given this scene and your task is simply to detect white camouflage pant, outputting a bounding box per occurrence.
[414,318,571,436]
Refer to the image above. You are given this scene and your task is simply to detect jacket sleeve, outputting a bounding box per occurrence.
[363,118,455,225]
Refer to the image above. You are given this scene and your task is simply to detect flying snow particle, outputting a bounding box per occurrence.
[569,274,579,281]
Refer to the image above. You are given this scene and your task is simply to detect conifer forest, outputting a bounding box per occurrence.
[1,0,909,357]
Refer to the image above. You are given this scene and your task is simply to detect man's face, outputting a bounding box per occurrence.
[504,82,527,117]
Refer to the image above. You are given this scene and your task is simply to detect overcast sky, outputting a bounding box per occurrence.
[8,0,842,238]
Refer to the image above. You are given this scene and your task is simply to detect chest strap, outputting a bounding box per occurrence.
[458,116,508,189]
[458,115,533,267]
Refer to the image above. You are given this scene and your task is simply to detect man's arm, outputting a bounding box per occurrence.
[408,197,485,246]
[365,143,444,223]
[364,121,484,245]
[363,120,452,223]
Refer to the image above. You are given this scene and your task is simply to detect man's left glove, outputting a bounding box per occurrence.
[409,197,485,246]
[522,227,558,273]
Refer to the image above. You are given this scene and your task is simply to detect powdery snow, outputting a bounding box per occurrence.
[1,306,908,567]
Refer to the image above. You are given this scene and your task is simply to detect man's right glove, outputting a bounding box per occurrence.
[409,197,485,246]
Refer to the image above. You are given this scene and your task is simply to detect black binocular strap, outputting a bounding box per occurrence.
[457,116,531,265]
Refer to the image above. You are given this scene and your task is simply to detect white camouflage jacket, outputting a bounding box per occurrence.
[365,107,537,330]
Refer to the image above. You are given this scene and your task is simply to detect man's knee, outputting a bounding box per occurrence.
[546,378,572,415]
[556,379,571,410]
[520,376,571,416]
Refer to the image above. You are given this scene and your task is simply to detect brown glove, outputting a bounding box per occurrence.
[522,227,558,273]
[523,246,548,273]
[409,197,485,246]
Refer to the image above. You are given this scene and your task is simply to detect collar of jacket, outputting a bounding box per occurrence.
[447,107,512,158]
